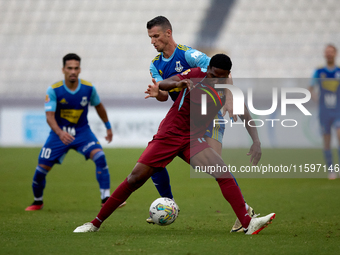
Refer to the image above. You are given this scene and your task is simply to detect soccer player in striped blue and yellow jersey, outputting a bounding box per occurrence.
[25,53,125,211]
[309,44,340,179]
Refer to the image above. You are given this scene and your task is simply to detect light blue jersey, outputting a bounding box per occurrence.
[150,44,210,101]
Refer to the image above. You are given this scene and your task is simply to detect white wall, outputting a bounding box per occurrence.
[0,105,330,148]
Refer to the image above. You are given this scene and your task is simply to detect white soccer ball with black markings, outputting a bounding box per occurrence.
[149,197,179,226]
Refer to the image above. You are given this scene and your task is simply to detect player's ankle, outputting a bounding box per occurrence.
[32,200,43,205]
[91,217,102,228]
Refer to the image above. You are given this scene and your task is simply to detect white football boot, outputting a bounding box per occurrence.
[245,213,275,235]
[73,222,99,233]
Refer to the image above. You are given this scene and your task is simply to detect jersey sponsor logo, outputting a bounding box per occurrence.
[159,69,163,76]
[80,96,88,107]
[60,109,84,124]
[321,80,340,92]
[181,69,191,75]
[199,87,223,107]
[175,61,183,72]
[59,98,68,104]
[45,95,50,103]
[191,51,203,59]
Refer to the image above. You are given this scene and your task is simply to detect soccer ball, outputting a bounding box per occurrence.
[149,197,179,226]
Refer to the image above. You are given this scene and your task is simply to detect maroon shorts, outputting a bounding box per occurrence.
[138,135,210,168]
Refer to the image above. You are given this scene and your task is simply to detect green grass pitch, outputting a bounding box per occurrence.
[0,147,339,255]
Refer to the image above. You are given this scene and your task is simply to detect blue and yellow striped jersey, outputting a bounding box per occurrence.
[150,44,210,101]
[312,66,340,112]
[45,79,100,133]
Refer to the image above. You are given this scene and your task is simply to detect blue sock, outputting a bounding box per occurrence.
[323,149,333,170]
[151,168,173,199]
[93,151,110,190]
[32,166,48,200]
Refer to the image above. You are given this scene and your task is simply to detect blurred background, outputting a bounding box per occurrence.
[0,0,339,148]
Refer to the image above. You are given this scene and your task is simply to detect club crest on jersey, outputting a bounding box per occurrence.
[59,98,68,104]
[80,96,88,107]
[175,61,183,72]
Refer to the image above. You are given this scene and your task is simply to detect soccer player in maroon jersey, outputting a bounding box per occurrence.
[146,16,259,233]
[74,54,275,235]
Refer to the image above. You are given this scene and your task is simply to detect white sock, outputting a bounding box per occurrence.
[245,203,249,211]
[100,189,110,200]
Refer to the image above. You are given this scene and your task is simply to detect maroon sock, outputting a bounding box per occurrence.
[216,176,251,228]
[91,178,135,228]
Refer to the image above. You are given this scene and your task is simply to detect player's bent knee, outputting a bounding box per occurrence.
[127,163,155,188]
[38,164,52,171]
[90,148,103,160]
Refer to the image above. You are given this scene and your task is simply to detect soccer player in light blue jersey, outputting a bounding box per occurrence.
[144,16,260,232]
[25,53,125,211]
[309,44,340,180]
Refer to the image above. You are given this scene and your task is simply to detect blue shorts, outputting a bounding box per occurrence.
[204,110,225,143]
[38,128,102,167]
[319,112,340,135]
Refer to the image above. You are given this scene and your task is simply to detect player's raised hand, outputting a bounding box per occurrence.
[105,128,113,143]
[58,131,75,145]
[145,78,160,99]
[247,142,262,166]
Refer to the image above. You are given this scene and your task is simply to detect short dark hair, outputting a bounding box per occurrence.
[63,53,81,67]
[209,54,232,71]
[326,44,337,52]
[147,16,172,31]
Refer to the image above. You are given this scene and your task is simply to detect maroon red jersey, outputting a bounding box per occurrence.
[138,67,225,167]
[155,67,225,139]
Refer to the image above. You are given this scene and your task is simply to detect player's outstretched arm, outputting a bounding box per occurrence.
[238,104,262,166]
[46,111,75,145]
[145,78,169,101]
[159,76,192,91]
[95,103,113,143]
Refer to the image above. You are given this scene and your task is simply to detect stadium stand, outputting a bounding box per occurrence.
[0,0,339,100]
[0,0,210,99]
